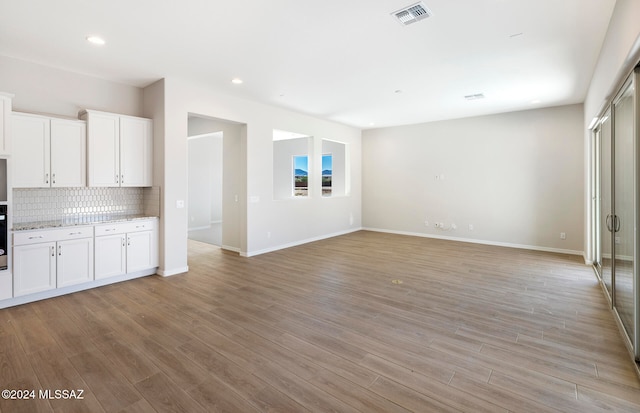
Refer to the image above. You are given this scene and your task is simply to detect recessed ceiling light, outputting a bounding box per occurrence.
[394,89,403,94]
[231,78,243,84]
[86,36,105,45]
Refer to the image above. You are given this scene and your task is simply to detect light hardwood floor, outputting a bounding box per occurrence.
[1,230,639,412]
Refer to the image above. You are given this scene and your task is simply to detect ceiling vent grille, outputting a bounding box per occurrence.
[464,93,485,101]
[393,2,432,25]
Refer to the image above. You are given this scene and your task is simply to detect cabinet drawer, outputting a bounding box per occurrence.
[123,219,157,233]
[94,223,127,236]
[95,219,157,236]
[14,226,94,246]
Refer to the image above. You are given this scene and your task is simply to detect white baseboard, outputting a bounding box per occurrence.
[242,227,362,257]
[0,268,157,310]
[362,227,585,258]
[188,221,222,232]
[188,225,210,232]
[157,266,189,277]
[222,245,241,253]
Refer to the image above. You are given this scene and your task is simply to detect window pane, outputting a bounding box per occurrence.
[294,155,308,197]
[322,154,332,197]
[322,139,348,197]
[273,130,310,200]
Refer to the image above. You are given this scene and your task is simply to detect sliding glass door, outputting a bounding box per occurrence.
[594,68,639,360]
[595,111,613,301]
[612,74,637,354]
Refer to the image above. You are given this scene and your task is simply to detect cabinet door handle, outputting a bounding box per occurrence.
[58,245,62,256]
[68,232,83,236]
[28,235,44,240]
[122,236,126,247]
[52,173,56,184]
[116,174,119,184]
[45,173,49,184]
[135,225,145,229]
[50,246,55,257]
[121,174,124,184]
[127,237,131,246]
[104,228,116,232]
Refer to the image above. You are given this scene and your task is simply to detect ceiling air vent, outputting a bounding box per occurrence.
[464,93,485,101]
[392,2,432,26]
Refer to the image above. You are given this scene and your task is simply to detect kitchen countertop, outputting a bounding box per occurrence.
[12,215,159,231]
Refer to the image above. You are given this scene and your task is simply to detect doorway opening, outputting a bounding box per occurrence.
[187,114,243,252]
[188,131,222,245]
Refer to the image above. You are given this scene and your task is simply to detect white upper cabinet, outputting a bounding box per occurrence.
[0,92,13,155]
[51,119,86,187]
[120,115,152,187]
[12,112,86,188]
[82,110,152,187]
[12,113,50,188]
[84,111,119,187]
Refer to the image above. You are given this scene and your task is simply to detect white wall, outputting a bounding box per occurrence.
[0,56,143,118]
[583,0,640,262]
[148,77,361,274]
[187,133,222,230]
[362,104,584,254]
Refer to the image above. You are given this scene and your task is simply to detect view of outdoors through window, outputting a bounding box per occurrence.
[322,154,332,196]
[292,154,333,196]
[293,155,308,196]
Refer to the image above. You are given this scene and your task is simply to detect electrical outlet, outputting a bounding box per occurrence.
[451,223,457,230]
[469,224,474,231]
[424,220,429,226]
[560,232,566,240]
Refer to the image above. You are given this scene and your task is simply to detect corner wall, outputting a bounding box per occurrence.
[362,104,584,254]
[153,77,361,274]
[583,0,640,263]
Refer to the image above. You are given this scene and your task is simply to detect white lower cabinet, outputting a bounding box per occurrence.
[13,242,56,296]
[94,234,126,279]
[0,271,12,301]
[95,219,158,279]
[57,237,94,288]
[13,227,94,297]
[10,219,157,303]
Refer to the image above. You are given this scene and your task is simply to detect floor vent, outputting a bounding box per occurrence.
[392,2,432,26]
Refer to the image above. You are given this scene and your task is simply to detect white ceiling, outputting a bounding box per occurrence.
[0,0,616,129]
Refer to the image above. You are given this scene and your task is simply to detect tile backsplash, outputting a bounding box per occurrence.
[13,187,160,226]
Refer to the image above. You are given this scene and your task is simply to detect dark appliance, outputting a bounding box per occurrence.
[0,205,6,270]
